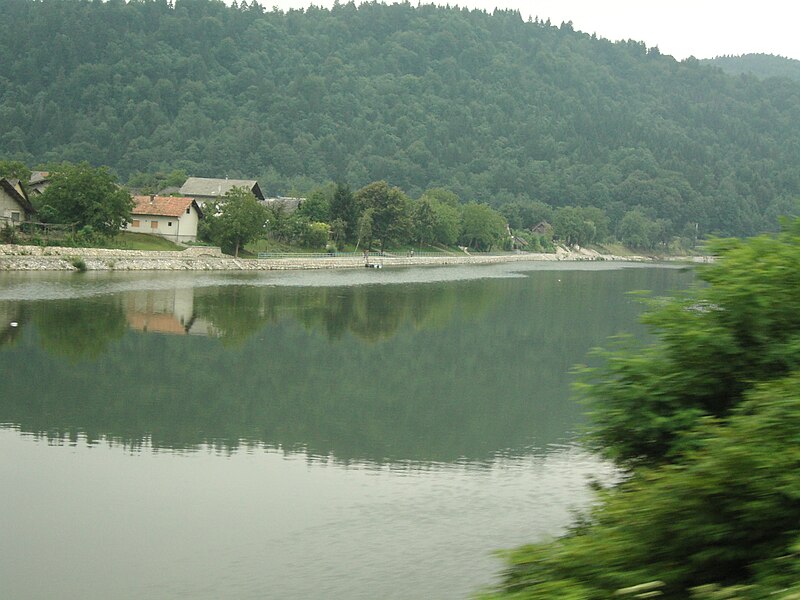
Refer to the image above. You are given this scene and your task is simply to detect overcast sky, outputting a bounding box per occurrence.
[260,0,800,61]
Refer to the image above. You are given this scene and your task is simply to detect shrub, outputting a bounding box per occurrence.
[69,257,87,272]
[0,222,18,244]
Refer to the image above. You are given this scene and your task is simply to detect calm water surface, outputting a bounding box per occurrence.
[0,262,694,599]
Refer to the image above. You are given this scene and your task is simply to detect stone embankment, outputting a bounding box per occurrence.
[0,244,700,272]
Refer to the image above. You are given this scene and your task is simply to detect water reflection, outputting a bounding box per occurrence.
[0,266,693,465]
[0,302,22,348]
[0,427,612,600]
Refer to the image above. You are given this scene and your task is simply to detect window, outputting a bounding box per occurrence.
[167,221,173,227]
[131,219,140,228]
[186,208,190,214]
[151,221,159,229]
[10,211,20,223]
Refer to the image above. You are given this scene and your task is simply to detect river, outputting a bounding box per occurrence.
[0,262,694,599]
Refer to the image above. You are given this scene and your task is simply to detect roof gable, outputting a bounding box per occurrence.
[0,178,35,214]
[29,171,50,185]
[132,196,202,218]
[179,177,264,200]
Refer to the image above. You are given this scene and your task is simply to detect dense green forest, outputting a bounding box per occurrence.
[2,0,800,240]
[704,53,800,81]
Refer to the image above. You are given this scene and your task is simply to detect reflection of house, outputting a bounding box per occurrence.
[124,288,217,337]
[179,177,264,206]
[260,196,304,213]
[27,171,51,196]
[0,178,36,225]
[125,195,203,242]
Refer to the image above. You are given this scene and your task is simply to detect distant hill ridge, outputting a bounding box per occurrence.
[702,53,800,81]
[1,0,799,238]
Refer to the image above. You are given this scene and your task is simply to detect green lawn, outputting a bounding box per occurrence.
[110,232,185,251]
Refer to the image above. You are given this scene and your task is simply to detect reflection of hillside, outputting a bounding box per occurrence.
[0,268,695,464]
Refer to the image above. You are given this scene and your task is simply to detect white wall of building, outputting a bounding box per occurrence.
[125,207,200,242]
[0,188,27,224]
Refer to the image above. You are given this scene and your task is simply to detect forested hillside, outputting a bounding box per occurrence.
[2,0,799,238]
[704,53,800,81]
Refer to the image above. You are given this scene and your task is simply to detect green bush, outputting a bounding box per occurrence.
[69,256,87,272]
[0,222,18,244]
[486,216,800,599]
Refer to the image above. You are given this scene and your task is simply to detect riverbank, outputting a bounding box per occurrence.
[0,243,708,271]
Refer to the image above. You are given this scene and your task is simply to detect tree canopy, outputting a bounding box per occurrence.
[203,186,267,256]
[34,162,133,237]
[703,53,800,81]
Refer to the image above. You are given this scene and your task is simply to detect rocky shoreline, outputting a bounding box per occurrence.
[0,244,706,271]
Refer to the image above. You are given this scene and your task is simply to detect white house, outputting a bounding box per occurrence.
[0,178,36,225]
[125,195,203,243]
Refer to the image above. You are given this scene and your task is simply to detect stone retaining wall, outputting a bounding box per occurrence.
[0,244,656,272]
[0,244,226,259]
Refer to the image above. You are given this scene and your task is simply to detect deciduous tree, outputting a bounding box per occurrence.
[35,162,133,238]
[207,186,267,257]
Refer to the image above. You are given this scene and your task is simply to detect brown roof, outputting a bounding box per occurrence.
[132,196,202,218]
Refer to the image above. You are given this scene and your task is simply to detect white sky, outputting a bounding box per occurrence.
[260,0,800,61]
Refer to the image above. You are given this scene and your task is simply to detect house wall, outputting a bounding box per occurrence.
[125,207,200,242]
[0,188,28,224]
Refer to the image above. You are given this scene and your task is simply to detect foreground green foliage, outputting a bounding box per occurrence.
[493,377,800,598]
[583,219,800,466]
[487,217,800,598]
[1,0,799,239]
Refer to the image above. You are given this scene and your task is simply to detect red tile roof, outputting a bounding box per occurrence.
[132,196,199,218]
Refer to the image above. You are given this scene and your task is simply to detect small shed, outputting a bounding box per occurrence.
[530,221,553,236]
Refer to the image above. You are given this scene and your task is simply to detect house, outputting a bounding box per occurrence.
[125,195,203,242]
[530,221,553,236]
[178,177,264,207]
[0,178,36,225]
[27,171,51,196]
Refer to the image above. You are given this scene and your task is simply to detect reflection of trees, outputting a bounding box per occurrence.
[0,302,24,348]
[193,286,279,346]
[0,269,695,465]
[271,282,495,342]
[32,298,127,360]
[0,269,694,465]
[192,282,496,345]
[293,286,418,342]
